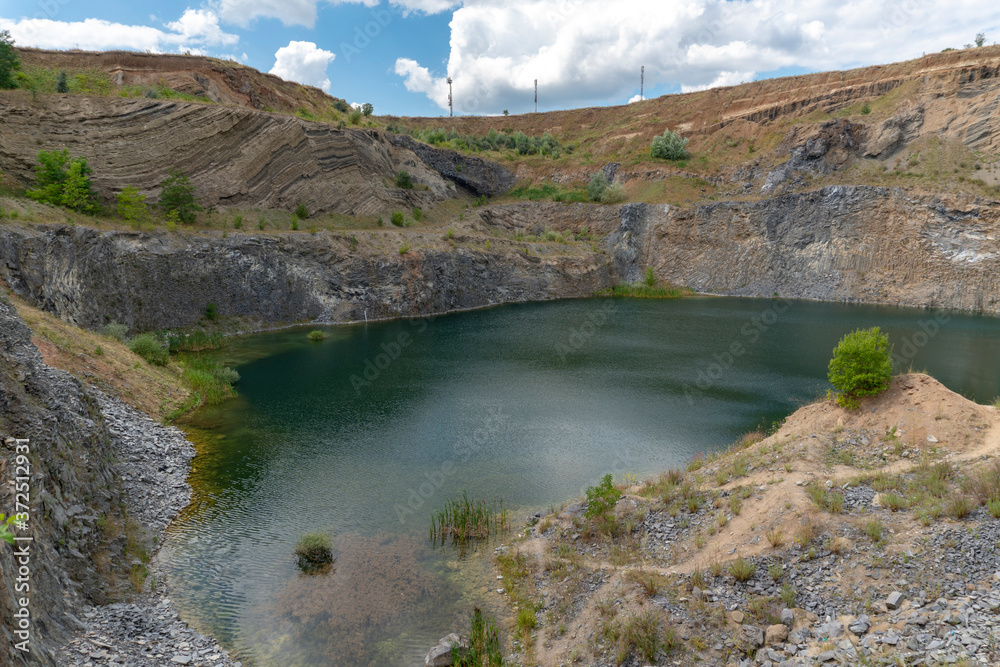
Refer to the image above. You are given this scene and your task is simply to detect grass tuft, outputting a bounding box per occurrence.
[431,492,510,548]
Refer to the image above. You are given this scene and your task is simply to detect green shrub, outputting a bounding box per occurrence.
[399,243,410,255]
[828,327,893,409]
[644,267,656,288]
[56,70,69,93]
[391,211,405,226]
[159,168,201,224]
[585,474,622,519]
[166,331,225,353]
[116,186,148,224]
[599,183,626,204]
[650,128,690,160]
[860,102,872,115]
[587,171,609,202]
[307,329,327,342]
[349,108,362,124]
[294,203,309,219]
[395,171,413,189]
[294,531,333,567]
[127,333,168,366]
[100,322,129,341]
[205,303,218,321]
[412,206,423,221]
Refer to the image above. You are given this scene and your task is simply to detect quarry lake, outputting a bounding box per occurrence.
[163,296,1000,666]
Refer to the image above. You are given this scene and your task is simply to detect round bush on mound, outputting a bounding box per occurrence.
[828,326,893,409]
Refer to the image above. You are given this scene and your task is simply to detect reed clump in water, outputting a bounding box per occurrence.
[430,492,510,546]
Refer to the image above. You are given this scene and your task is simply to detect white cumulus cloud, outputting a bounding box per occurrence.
[270,41,336,92]
[214,0,450,28]
[394,0,1000,113]
[0,9,238,53]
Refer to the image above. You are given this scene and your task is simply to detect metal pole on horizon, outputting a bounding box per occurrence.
[534,79,537,113]
[447,77,453,117]
[641,65,644,100]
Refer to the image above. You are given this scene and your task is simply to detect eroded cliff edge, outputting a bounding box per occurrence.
[1,184,996,334]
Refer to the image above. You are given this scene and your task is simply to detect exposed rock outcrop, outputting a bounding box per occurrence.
[0,223,612,331]
[763,119,864,194]
[386,134,516,197]
[630,187,1000,313]
[0,95,513,216]
[0,298,123,666]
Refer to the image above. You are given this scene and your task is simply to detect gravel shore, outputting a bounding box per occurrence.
[57,394,240,667]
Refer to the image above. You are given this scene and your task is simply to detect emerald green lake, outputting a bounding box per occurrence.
[163,297,1000,666]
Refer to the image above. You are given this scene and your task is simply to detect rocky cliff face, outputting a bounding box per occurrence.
[0,95,514,216]
[0,223,612,331]
[609,187,1000,313]
[2,184,997,337]
[0,298,124,666]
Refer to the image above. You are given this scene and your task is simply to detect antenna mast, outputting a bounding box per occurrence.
[534,79,538,113]
[447,77,453,117]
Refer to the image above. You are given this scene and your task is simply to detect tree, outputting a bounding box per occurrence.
[26,149,96,213]
[116,186,148,224]
[56,71,69,93]
[158,168,201,224]
[0,30,19,90]
[650,128,690,160]
[828,327,894,409]
[60,160,97,213]
[27,149,72,205]
[361,102,373,116]
[975,33,987,47]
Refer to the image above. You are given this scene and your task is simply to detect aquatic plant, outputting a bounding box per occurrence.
[430,492,510,546]
[295,531,333,568]
[456,607,503,667]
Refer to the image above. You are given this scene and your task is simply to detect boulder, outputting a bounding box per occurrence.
[425,633,470,667]
[765,623,788,644]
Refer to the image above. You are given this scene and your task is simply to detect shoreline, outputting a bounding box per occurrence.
[56,391,241,667]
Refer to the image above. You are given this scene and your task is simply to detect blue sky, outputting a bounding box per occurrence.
[1,1,998,117]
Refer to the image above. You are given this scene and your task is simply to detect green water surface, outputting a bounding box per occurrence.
[163,296,1000,665]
